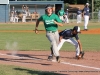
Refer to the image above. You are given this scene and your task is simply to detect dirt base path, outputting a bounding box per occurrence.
[0,50,100,75]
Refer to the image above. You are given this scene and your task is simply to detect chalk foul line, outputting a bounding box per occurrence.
[61,62,100,70]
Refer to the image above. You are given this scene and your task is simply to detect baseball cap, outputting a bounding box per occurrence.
[73,26,81,33]
[45,5,52,10]
[86,3,89,6]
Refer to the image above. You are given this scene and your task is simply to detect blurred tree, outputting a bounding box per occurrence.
[64,0,88,4]
[94,0,100,11]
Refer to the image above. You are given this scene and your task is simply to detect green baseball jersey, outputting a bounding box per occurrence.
[38,13,62,31]
[58,10,65,16]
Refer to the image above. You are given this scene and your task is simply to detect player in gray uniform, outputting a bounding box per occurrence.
[35,5,63,62]
[82,3,90,31]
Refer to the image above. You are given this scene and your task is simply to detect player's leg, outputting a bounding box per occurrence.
[66,16,69,23]
[22,15,24,22]
[65,38,80,56]
[23,15,25,22]
[10,17,13,22]
[48,47,54,60]
[84,15,87,30]
[58,39,66,51]
[48,31,59,60]
[13,17,15,23]
[67,38,84,59]
[84,15,89,30]
[77,15,78,23]
[54,31,60,62]
[46,31,60,62]
[16,17,18,22]
[25,15,26,22]
[79,15,81,23]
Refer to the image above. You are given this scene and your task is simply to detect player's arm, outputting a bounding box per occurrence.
[53,21,63,26]
[54,15,63,27]
[82,8,85,18]
[82,11,84,18]
[59,36,63,42]
[35,16,43,34]
[35,19,40,34]
[77,39,82,52]
[75,35,82,52]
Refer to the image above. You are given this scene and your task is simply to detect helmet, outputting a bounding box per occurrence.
[45,4,52,10]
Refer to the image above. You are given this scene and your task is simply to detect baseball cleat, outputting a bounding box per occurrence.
[76,55,81,59]
[48,55,54,60]
[56,56,60,63]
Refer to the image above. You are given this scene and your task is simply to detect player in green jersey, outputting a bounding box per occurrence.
[35,5,63,62]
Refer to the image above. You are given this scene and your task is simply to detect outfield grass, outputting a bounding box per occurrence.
[0,23,100,75]
[0,23,100,51]
[0,64,62,75]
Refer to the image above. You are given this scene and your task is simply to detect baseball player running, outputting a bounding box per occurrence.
[35,5,63,62]
[82,3,90,31]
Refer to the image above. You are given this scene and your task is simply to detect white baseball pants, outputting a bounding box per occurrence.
[10,17,14,22]
[64,15,69,23]
[84,15,89,29]
[59,16,64,22]
[58,38,80,56]
[46,31,60,56]
[77,15,82,23]
[22,14,26,22]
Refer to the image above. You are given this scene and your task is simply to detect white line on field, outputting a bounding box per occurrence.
[61,62,100,70]
[0,53,100,70]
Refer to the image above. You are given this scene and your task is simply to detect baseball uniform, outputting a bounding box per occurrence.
[58,27,81,56]
[64,9,69,23]
[83,3,90,30]
[58,9,65,22]
[77,9,82,23]
[38,13,62,56]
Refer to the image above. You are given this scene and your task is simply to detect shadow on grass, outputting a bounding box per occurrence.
[14,68,69,75]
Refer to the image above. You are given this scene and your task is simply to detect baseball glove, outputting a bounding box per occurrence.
[76,51,85,59]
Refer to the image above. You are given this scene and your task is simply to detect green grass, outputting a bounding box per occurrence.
[0,64,62,75]
[0,23,100,51]
[0,23,100,75]
[0,22,100,30]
